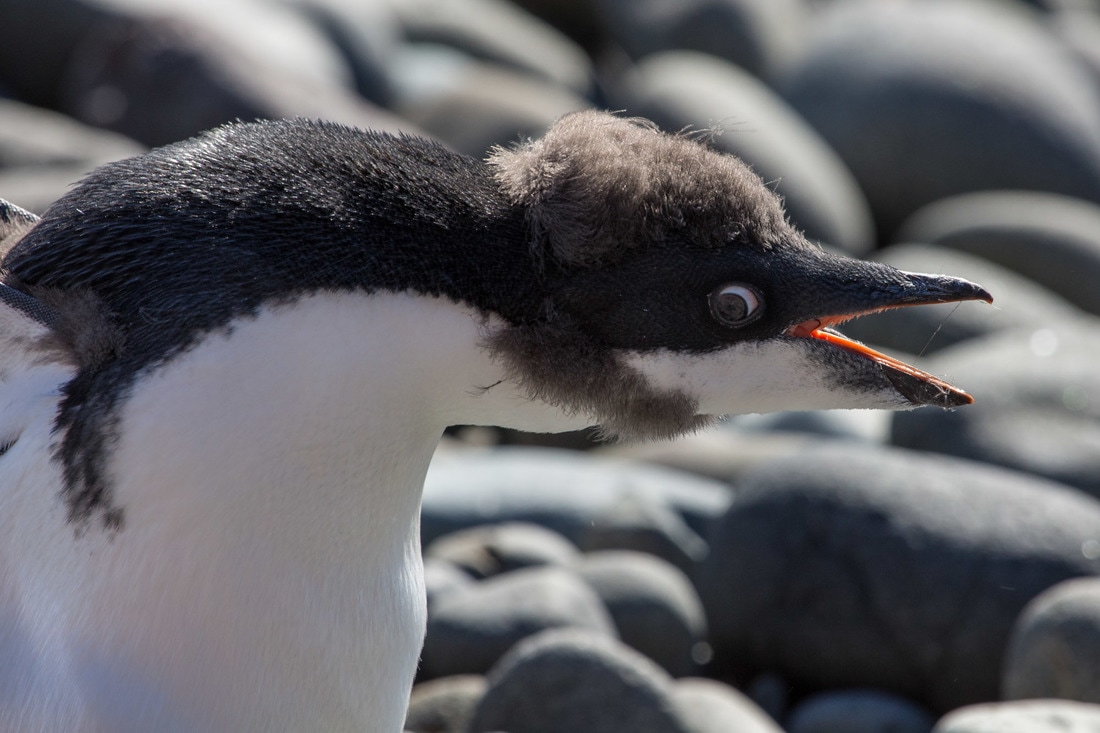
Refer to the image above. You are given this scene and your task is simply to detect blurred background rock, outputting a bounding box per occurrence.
[3,0,1100,730]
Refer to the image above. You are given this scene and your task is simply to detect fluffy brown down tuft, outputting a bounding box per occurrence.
[488,110,789,268]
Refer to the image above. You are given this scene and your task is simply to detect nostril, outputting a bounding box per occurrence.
[0,435,17,457]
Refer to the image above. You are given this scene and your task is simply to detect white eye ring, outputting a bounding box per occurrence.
[709,283,763,327]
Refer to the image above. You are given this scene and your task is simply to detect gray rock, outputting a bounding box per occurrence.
[895,191,1100,316]
[394,55,589,157]
[891,325,1100,498]
[424,522,580,580]
[595,427,824,485]
[697,443,1100,712]
[469,628,685,733]
[613,51,874,254]
[421,565,616,679]
[728,409,891,442]
[594,0,809,82]
[933,700,1100,733]
[781,0,1100,236]
[671,677,783,733]
[1002,576,1100,702]
[421,447,733,551]
[1055,10,1100,92]
[507,0,604,50]
[746,672,791,723]
[390,0,594,96]
[424,557,473,613]
[0,98,145,213]
[841,242,1086,355]
[579,493,711,576]
[279,0,401,105]
[0,0,413,148]
[575,551,708,677]
[405,674,487,733]
[786,688,935,733]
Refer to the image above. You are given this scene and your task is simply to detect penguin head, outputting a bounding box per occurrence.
[484,111,991,440]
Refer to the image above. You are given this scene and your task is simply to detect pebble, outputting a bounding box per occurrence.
[0,98,145,213]
[696,442,1100,712]
[279,0,401,106]
[578,493,710,576]
[0,0,411,148]
[895,191,1100,316]
[425,522,580,580]
[405,674,487,733]
[507,0,604,51]
[613,51,874,254]
[596,426,826,485]
[1054,9,1100,90]
[575,550,708,677]
[420,565,616,679]
[1002,576,1100,702]
[390,0,594,96]
[786,688,936,733]
[933,700,1100,733]
[468,627,684,733]
[780,0,1100,237]
[593,0,809,82]
[672,677,783,733]
[890,325,1100,499]
[421,447,732,554]
[423,557,474,613]
[393,57,589,157]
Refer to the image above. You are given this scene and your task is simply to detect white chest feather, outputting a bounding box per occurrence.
[0,291,588,733]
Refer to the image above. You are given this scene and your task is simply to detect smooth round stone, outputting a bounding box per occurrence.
[672,678,783,733]
[895,191,1100,316]
[405,674,487,733]
[575,551,708,677]
[0,98,145,213]
[786,688,935,733]
[420,565,616,679]
[421,447,733,550]
[613,51,874,254]
[594,0,809,82]
[728,409,891,442]
[933,700,1100,733]
[278,0,401,105]
[891,325,1100,498]
[393,55,589,157]
[507,0,604,50]
[841,242,1085,355]
[112,0,356,92]
[1054,10,1100,91]
[469,628,684,733]
[390,0,594,96]
[781,0,1100,236]
[697,443,1100,712]
[53,5,413,147]
[424,557,473,613]
[578,491,710,576]
[424,522,580,580]
[1002,576,1100,702]
[596,426,822,485]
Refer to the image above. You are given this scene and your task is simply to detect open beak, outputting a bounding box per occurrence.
[784,271,993,408]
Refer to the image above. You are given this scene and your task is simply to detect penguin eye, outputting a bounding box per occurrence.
[708,283,763,327]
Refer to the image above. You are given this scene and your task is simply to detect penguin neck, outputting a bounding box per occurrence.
[93,290,584,729]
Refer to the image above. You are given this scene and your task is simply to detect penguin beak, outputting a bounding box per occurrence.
[784,272,993,408]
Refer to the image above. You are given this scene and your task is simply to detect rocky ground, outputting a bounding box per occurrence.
[3,0,1100,731]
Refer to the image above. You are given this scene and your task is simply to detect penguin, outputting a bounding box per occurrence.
[0,111,990,732]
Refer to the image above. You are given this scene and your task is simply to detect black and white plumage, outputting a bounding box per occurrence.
[0,111,989,732]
